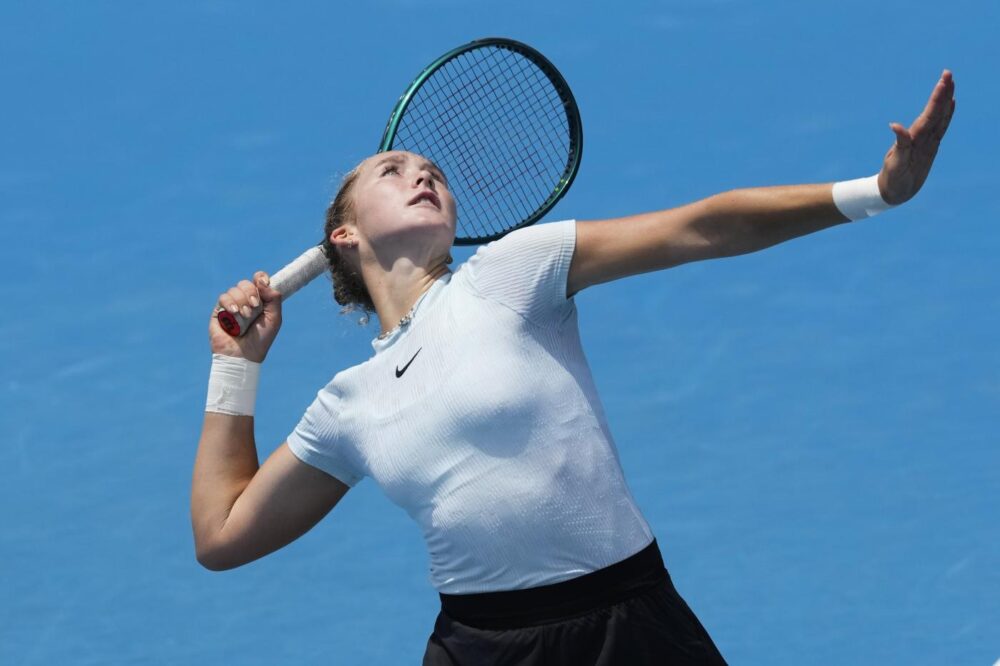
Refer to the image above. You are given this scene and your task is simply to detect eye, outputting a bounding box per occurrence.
[423,170,447,188]
[381,164,400,176]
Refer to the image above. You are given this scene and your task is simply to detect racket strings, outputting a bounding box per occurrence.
[407,51,544,238]
[451,49,570,223]
[468,56,566,202]
[391,45,573,242]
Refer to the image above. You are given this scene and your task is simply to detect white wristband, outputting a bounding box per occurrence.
[832,174,895,221]
[206,354,260,416]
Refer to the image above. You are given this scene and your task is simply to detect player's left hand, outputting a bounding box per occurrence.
[877,70,956,205]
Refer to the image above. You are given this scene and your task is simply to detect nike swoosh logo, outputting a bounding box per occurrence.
[396,348,422,378]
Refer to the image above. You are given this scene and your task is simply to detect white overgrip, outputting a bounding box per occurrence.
[219,245,329,337]
[269,245,329,296]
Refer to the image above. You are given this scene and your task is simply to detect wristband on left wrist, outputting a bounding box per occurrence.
[832,174,895,221]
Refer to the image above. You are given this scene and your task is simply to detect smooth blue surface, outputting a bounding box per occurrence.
[1,2,997,664]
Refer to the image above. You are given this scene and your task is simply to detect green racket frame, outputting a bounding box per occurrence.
[377,37,584,246]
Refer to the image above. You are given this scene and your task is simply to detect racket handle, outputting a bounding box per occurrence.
[217,245,329,337]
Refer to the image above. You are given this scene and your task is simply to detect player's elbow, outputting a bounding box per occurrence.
[195,541,228,571]
[194,533,246,572]
[196,545,247,571]
[196,549,230,571]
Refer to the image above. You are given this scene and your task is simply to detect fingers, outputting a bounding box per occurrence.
[216,289,241,318]
[890,123,913,150]
[939,97,956,137]
[215,269,285,330]
[922,70,954,120]
[253,271,283,304]
[930,72,956,138]
[217,276,264,319]
[909,69,956,142]
[928,71,953,110]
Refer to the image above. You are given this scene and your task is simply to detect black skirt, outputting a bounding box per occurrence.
[422,539,727,665]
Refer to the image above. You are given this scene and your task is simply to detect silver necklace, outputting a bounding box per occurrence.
[377,273,448,340]
[376,303,418,340]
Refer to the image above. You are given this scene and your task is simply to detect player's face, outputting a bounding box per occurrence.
[351,151,457,249]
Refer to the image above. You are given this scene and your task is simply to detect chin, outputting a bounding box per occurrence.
[410,210,456,235]
[376,216,455,250]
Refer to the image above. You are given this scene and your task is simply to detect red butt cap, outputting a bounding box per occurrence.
[217,310,242,337]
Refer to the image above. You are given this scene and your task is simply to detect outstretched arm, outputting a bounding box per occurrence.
[568,70,956,297]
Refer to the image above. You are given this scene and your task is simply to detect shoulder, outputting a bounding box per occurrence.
[462,220,577,274]
[455,220,578,322]
[480,219,576,254]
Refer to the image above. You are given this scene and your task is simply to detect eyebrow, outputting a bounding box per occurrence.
[373,154,448,184]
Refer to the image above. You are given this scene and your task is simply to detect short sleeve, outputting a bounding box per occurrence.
[461,220,577,326]
[286,386,365,488]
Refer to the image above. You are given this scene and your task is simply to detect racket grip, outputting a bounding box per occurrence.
[217,245,329,337]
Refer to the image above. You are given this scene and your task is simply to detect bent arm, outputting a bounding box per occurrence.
[567,183,850,296]
[191,413,349,570]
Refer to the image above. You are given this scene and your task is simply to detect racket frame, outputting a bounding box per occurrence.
[377,37,583,246]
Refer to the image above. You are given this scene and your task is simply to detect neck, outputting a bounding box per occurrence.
[369,261,451,338]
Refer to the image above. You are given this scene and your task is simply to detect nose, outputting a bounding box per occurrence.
[414,168,436,190]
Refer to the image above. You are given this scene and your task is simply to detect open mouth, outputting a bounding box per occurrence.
[408,190,441,209]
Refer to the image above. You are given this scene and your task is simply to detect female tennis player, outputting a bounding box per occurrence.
[192,71,955,665]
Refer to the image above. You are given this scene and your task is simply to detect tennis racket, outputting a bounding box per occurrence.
[218,37,583,337]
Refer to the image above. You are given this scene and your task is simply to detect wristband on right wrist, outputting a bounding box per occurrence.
[832,174,896,221]
[206,354,260,416]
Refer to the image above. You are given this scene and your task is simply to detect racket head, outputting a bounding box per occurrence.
[378,38,583,246]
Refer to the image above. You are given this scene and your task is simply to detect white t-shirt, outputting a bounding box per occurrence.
[287,220,655,594]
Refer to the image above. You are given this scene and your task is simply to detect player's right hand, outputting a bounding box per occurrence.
[209,271,283,363]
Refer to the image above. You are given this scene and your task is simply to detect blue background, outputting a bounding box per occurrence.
[2,1,997,664]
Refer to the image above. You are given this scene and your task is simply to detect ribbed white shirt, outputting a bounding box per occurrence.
[287,220,655,593]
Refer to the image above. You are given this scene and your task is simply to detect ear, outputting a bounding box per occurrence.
[328,225,357,249]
